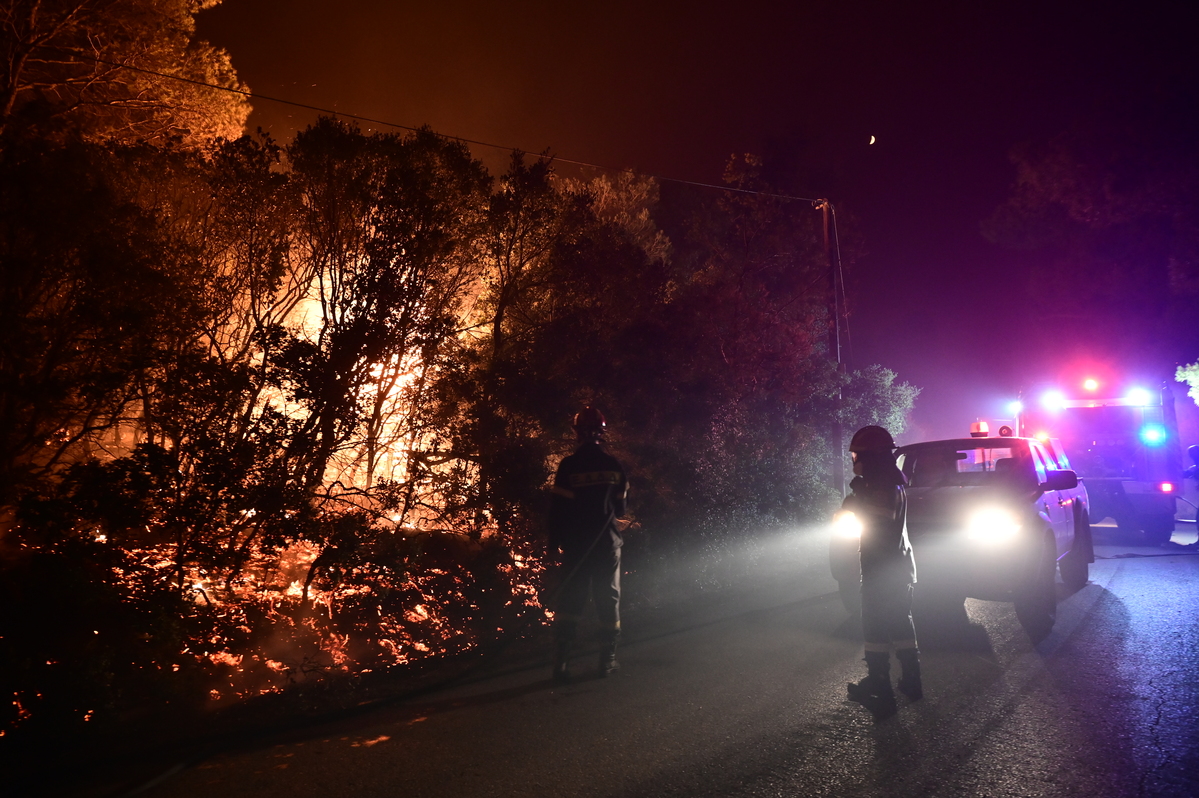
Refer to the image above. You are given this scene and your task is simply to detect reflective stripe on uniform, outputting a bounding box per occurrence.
[567,470,623,489]
[551,486,576,499]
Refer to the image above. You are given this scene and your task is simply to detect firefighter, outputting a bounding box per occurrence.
[548,406,628,682]
[843,425,920,717]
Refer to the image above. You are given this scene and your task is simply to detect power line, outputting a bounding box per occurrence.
[48,47,824,205]
[829,202,853,362]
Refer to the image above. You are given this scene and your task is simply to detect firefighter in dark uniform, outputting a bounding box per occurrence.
[843,425,921,717]
[548,407,628,681]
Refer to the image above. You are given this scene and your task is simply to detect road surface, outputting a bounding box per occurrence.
[112,523,1199,798]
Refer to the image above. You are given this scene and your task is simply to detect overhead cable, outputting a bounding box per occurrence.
[44,47,823,205]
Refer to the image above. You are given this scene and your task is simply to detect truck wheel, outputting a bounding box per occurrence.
[1059,543,1089,591]
[1015,533,1057,643]
[1060,508,1091,591]
[837,579,861,616]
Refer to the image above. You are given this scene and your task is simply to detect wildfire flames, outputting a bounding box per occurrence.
[172,535,548,705]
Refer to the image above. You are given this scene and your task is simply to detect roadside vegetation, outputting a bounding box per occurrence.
[0,6,917,743]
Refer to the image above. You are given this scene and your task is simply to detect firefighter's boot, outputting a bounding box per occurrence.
[598,631,620,677]
[896,648,923,701]
[847,651,895,717]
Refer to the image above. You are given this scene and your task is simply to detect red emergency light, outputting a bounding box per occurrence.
[1158,482,1176,493]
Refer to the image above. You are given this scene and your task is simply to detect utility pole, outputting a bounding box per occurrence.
[816,199,844,497]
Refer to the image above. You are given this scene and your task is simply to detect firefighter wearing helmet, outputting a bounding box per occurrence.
[548,406,629,681]
[842,425,920,718]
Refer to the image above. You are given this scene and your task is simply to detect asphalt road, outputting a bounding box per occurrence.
[132,523,1199,798]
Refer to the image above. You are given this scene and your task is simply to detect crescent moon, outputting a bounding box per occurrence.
[869,135,876,145]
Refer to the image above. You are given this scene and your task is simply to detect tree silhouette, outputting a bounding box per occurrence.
[0,0,248,146]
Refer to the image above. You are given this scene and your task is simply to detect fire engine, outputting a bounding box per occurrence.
[1014,378,1183,545]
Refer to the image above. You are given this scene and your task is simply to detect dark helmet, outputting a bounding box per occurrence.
[573,406,607,432]
[849,425,897,453]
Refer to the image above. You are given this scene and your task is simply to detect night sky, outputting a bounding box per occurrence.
[197,1,1196,442]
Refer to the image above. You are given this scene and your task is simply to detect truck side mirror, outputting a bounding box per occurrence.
[1041,470,1079,491]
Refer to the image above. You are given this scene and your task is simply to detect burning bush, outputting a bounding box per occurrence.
[2,453,548,738]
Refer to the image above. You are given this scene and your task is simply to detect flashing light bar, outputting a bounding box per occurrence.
[1126,387,1154,406]
[1031,386,1160,411]
[1043,395,1161,409]
[1041,390,1067,410]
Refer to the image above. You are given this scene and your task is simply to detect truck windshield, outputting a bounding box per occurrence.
[901,442,1035,488]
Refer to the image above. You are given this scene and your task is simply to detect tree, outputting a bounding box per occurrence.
[0,138,211,516]
[1177,362,1199,407]
[282,119,490,500]
[983,107,1199,373]
[630,154,839,528]
[0,136,251,736]
[430,153,584,540]
[131,118,495,592]
[0,0,249,146]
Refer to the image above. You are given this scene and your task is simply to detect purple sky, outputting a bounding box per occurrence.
[197,1,1194,441]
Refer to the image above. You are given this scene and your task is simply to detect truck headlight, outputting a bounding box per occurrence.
[966,508,1022,543]
[832,510,863,539]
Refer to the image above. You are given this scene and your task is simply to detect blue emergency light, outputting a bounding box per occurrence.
[1139,424,1168,446]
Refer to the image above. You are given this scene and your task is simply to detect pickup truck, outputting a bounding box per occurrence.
[830,431,1093,641]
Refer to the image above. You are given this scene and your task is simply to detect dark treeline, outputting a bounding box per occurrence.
[981,78,1199,378]
[0,120,916,739]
